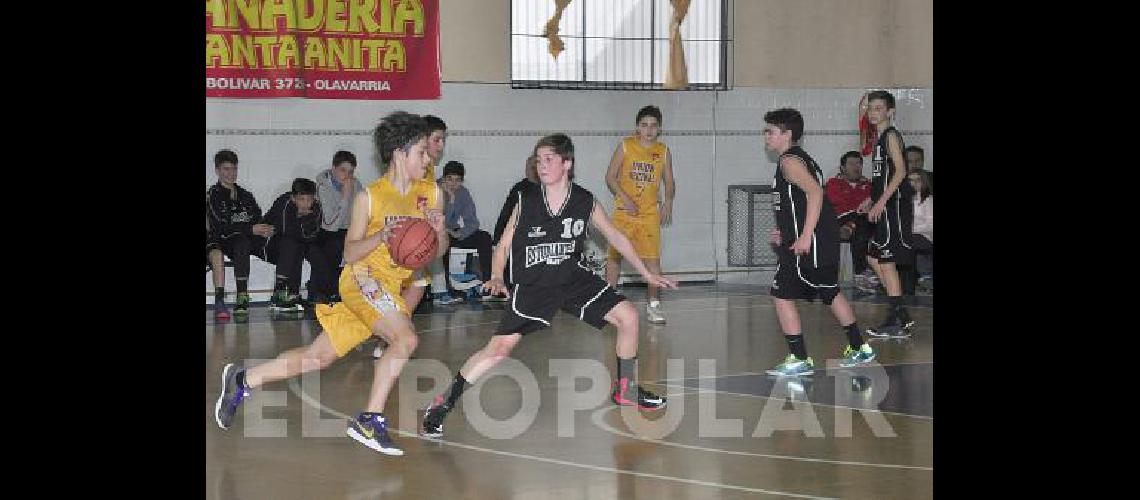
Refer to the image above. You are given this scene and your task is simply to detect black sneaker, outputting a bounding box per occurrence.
[421,395,452,438]
[270,291,303,313]
[896,307,916,330]
[867,315,913,338]
[611,377,667,411]
[269,290,287,309]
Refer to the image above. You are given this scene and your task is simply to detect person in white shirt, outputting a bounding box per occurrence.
[907,170,933,283]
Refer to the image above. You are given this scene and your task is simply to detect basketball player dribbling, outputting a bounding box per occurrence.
[214,111,448,457]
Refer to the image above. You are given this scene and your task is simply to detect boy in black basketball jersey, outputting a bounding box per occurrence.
[863,90,915,337]
[420,134,679,437]
[763,108,875,377]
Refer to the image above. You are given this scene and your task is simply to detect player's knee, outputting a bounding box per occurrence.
[307,344,338,370]
[609,301,639,330]
[489,334,520,358]
[496,335,521,354]
[397,332,420,354]
[318,351,337,370]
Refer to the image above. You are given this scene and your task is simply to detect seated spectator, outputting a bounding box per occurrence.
[825,151,877,290]
[892,148,923,297]
[905,145,933,189]
[908,170,934,288]
[493,154,539,289]
[207,149,273,320]
[421,115,455,307]
[437,161,493,302]
[315,150,365,303]
[254,178,335,312]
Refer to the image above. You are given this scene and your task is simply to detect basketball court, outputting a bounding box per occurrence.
[205,284,933,499]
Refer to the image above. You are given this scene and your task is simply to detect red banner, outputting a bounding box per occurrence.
[205,0,440,100]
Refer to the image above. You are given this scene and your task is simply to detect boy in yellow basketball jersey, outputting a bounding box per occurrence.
[423,114,447,182]
[366,114,450,361]
[400,114,450,311]
[605,105,675,324]
[214,112,449,457]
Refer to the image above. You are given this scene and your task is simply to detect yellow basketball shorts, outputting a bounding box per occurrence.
[315,268,409,357]
[608,210,660,260]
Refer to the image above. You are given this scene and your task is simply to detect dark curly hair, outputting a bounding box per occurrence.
[763,108,804,143]
[373,111,429,165]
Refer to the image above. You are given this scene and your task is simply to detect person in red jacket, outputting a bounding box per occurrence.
[825,151,876,289]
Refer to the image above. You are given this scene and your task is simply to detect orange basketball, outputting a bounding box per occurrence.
[389,219,438,270]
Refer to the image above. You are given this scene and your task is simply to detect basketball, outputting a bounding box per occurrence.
[389,219,438,269]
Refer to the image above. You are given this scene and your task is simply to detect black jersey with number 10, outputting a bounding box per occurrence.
[510,183,597,285]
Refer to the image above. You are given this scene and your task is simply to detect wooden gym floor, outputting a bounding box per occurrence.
[205,283,932,499]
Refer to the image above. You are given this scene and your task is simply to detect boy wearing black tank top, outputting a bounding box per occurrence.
[763,108,876,377]
[863,90,916,338]
[420,134,679,438]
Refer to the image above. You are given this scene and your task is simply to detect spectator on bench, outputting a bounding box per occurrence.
[207,149,273,320]
[315,150,365,303]
[825,151,876,290]
[438,160,493,302]
[905,145,933,189]
[908,170,933,289]
[255,178,336,312]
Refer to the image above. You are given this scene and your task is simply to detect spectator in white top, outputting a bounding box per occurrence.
[908,170,933,283]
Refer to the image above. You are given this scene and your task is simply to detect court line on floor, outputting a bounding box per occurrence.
[419,301,929,323]
[645,362,934,384]
[588,395,933,471]
[652,383,933,421]
[630,285,933,300]
[644,366,934,421]
[286,380,835,499]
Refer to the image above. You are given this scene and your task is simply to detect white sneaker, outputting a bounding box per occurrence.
[646,301,666,325]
